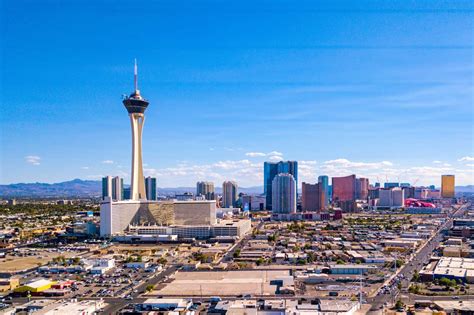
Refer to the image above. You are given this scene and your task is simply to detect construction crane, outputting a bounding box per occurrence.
[412,178,420,187]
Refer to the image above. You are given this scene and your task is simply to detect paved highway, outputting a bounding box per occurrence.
[221,220,265,263]
[100,265,179,314]
[368,203,468,313]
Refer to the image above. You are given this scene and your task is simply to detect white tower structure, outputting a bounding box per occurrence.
[123,60,149,200]
[272,173,297,214]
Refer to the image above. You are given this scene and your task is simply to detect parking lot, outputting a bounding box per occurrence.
[153,270,291,296]
[37,263,163,299]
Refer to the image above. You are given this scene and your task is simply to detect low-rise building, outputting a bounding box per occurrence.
[330,264,377,275]
[14,279,56,295]
[135,298,194,313]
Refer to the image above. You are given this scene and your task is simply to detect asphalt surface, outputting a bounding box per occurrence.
[368,203,468,313]
[221,220,264,263]
[100,265,179,314]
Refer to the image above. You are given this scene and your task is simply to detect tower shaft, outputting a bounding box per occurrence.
[123,60,149,200]
[130,113,146,200]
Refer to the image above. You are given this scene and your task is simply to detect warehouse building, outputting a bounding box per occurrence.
[14,279,56,295]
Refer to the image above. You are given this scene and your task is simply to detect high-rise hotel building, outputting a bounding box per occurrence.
[100,62,252,240]
[441,175,455,198]
[272,173,297,214]
[145,176,157,200]
[332,174,357,202]
[318,175,329,208]
[196,181,215,201]
[264,161,298,210]
[356,177,369,200]
[222,181,238,208]
[102,176,124,201]
[301,182,320,211]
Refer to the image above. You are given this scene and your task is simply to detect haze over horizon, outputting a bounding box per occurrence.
[1,0,473,187]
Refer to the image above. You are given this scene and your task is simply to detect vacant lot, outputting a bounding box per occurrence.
[153,269,291,296]
[0,251,76,273]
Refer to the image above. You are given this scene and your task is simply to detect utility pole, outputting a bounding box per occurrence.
[200,284,203,302]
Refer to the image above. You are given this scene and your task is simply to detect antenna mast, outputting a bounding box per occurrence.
[134,58,138,93]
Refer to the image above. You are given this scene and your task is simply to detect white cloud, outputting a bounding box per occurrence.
[458,156,474,162]
[298,160,318,183]
[133,157,474,188]
[245,152,267,157]
[25,155,41,165]
[268,155,284,161]
[142,159,262,187]
[268,151,283,156]
[81,166,89,170]
[322,158,393,170]
[102,160,114,164]
[432,161,451,167]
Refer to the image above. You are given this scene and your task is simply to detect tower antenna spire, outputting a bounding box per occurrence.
[134,58,138,93]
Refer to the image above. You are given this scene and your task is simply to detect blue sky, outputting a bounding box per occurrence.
[1,0,473,187]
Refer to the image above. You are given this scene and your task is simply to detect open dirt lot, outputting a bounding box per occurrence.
[153,270,291,296]
[0,251,76,273]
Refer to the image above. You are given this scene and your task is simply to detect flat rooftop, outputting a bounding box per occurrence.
[153,270,291,296]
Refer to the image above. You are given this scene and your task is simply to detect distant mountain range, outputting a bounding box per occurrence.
[454,185,474,193]
[0,179,102,199]
[0,179,264,199]
[1,179,473,199]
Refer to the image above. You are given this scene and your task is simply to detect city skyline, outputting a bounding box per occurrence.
[1,1,473,186]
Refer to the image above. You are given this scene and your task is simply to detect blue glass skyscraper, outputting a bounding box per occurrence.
[145,176,157,200]
[264,161,298,210]
[318,175,330,208]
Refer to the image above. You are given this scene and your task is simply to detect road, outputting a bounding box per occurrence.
[368,203,468,313]
[100,264,179,314]
[220,220,265,263]
[102,220,264,313]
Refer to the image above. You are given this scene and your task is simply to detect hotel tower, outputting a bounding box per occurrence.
[123,60,149,200]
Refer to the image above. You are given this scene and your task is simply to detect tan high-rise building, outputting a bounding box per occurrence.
[441,175,455,198]
[196,181,215,200]
[222,181,238,208]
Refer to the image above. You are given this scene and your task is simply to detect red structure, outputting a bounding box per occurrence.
[405,198,436,208]
[302,182,321,211]
[332,175,357,202]
[356,178,369,200]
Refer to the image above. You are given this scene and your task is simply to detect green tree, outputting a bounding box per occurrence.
[157,257,167,265]
[408,284,421,294]
[395,299,404,310]
[233,249,241,258]
[439,277,455,288]
[412,270,420,282]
